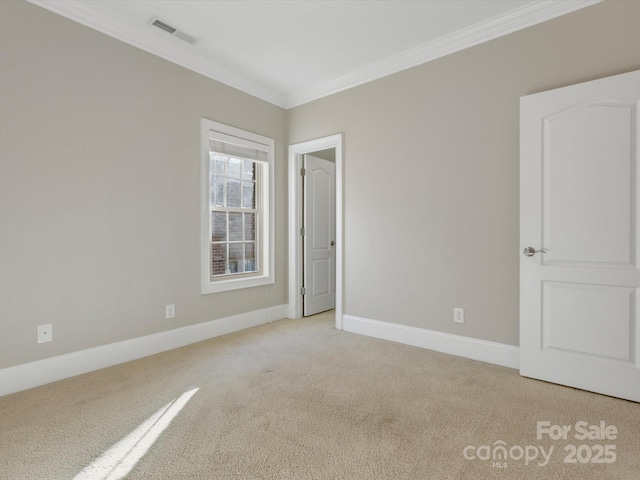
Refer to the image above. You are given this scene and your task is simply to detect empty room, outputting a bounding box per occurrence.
[1,0,639,478]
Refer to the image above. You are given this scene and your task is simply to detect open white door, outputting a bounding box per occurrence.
[303,154,336,316]
[520,69,640,402]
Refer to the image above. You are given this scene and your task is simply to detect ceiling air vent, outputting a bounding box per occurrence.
[149,16,199,44]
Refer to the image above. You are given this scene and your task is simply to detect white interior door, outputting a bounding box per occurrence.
[520,69,640,402]
[303,154,336,316]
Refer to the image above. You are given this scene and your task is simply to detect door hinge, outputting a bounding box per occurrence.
[301,287,307,296]
[301,167,306,176]
[300,227,306,236]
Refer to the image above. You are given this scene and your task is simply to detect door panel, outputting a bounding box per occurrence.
[520,69,640,402]
[542,282,633,361]
[543,103,634,266]
[303,155,335,316]
[312,259,330,296]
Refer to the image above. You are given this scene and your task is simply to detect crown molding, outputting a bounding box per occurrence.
[27,0,288,107]
[28,0,601,110]
[283,0,603,108]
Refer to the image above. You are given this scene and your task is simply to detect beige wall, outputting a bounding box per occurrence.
[4,0,640,372]
[309,149,336,163]
[287,0,640,346]
[0,1,287,369]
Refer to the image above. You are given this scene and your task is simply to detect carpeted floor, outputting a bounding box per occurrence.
[0,311,638,479]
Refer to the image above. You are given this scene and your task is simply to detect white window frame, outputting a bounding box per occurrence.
[201,119,275,294]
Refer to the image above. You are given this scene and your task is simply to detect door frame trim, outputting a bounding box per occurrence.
[288,134,343,329]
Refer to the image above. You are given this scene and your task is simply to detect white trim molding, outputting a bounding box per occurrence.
[286,0,602,107]
[27,0,287,107]
[27,0,601,109]
[343,315,519,370]
[0,304,288,398]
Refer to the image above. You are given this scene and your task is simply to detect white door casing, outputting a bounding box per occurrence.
[303,155,336,316]
[520,69,640,402]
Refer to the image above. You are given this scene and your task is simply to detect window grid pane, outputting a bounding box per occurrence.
[211,212,227,242]
[211,243,227,276]
[227,158,242,178]
[242,180,255,209]
[244,212,256,241]
[228,212,243,241]
[243,160,255,180]
[245,243,256,272]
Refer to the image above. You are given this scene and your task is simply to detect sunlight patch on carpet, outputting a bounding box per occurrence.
[74,387,199,480]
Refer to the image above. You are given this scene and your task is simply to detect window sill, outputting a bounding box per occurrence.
[201,273,274,294]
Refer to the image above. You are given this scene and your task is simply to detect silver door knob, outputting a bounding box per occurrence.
[331,241,335,246]
[523,246,547,257]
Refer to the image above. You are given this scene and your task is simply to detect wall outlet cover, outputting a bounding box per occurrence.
[38,324,53,343]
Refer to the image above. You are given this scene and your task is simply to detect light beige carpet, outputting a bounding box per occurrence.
[1,311,638,479]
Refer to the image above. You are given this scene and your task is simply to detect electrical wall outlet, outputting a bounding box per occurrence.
[38,324,53,343]
[166,304,176,319]
[453,308,464,324]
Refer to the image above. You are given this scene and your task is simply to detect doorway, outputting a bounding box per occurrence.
[288,134,343,328]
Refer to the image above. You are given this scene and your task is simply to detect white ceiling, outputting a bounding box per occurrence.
[29,0,600,108]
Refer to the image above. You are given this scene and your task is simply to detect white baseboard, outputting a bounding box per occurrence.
[0,304,289,397]
[343,314,519,369]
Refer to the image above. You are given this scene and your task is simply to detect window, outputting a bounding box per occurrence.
[201,119,274,294]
